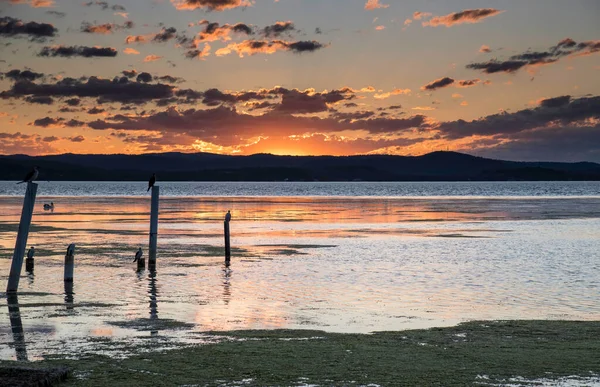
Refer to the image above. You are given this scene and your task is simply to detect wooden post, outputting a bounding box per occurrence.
[25,246,35,273]
[148,186,159,268]
[64,281,74,310]
[224,220,231,266]
[64,243,75,282]
[7,182,38,293]
[7,294,28,361]
[137,256,146,271]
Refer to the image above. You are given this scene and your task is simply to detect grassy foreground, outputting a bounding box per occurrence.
[3,320,600,386]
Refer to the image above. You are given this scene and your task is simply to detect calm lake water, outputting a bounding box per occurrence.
[0,181,599,361]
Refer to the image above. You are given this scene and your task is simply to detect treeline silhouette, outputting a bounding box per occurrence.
[1,151,599,181]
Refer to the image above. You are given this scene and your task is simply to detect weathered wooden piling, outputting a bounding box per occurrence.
[25,247,35,273]
[7,182,38,293]
[64,281,74,309]
[224,220,231,265]
[137,256,146,271]
[149,185,159,268]
[7,293,28,361]
[64,243,75,282]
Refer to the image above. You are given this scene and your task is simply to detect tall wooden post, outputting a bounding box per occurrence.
[7,182,38,293]
[64,243,75,282]
[149,186,159,269]
[224,220,231,266]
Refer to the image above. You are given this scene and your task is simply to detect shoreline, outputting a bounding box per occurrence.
[1,320,599,386]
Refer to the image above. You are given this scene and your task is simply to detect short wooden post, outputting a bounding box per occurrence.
[137,256,146,271]
[64,243,75,282]
[64,281,74,309]
[148,186,159,268]
[25,247,35,273]
[224,220,231,266]
[7,294,28,361]
[7,182,38,293]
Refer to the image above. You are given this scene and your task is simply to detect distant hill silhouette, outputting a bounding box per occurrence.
[1,151,599,181]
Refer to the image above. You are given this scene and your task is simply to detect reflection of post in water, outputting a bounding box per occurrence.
[7,294,28,361]
[64,281,74,310]
[222,266,232,305]
[148,269,158,336]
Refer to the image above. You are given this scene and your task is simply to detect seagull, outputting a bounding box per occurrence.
[27,246,35,259]
[43,202,54,210]
[133,247,143,263]
[225,210,231,222]
[17,166,39,184]
[147,173,156,192]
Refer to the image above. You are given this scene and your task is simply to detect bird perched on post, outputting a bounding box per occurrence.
[133,247,143,262]
[17,166,39,184]
[147,173,156,192]
[225,210,231,222]
[27,246,35,259]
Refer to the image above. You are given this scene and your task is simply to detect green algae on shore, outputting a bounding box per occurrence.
[2,320,598,386]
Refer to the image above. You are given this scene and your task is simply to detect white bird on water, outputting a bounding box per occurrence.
[17,166,39,184]
[225,210,231,222]
[133,247,143,263]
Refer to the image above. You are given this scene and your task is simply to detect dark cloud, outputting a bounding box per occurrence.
[80,21,133,34]
[156,75,184,83]
[421,77,455,91]
[39,45,118,58]
[0,16,57,40]
[261,21,295,38]
[195,21,253,42]
[2,76,174,104]
[216,39,325,57]
[65,119,84,127]
[83,1,126,11]
[457,79,480,87]
[45,11,66,18]
[65,98,80,106]
[136,72,153,83]
[3,69,44,81]
[466,38,600,74]
[42,136,59,142]
[122,69,137,78]
[438,95,600,139]
[88,107,105,114]
[69,135,85,142]
[33,116,62,127]
[171,0,251,11]
[423,9,504,27]
[25,95,53,104]
[539,95,571,108]
[153,27,177,42]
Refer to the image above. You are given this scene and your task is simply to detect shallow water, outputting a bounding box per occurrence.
[0,182,599,361]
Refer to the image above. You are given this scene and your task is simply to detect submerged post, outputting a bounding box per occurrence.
[224,220,231,266]
[64,243,75,282]
[7,182,38,293]
[149,186,159,269]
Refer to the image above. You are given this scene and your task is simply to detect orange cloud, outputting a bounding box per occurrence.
[460,101,469,106]
[479,45,491,53]
[413,12,432,20]
[374,88,411,99]
[375,25,385,30]
[423,9,504,27]
[9,0,54,7]
[364,0,389,10]
[215,40,324,58]
[144,55,163,62]
[123,47,140,55]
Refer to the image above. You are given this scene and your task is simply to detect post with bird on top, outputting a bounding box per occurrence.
[7,167,39,293]
[133,247,145,271]
[147,173,159,270]
[25,246,35,273]
[224,210,231,266]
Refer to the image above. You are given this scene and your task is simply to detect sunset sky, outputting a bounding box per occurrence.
[0,0,599,161]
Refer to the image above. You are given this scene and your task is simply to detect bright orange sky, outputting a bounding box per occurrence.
[0,0,599,161]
